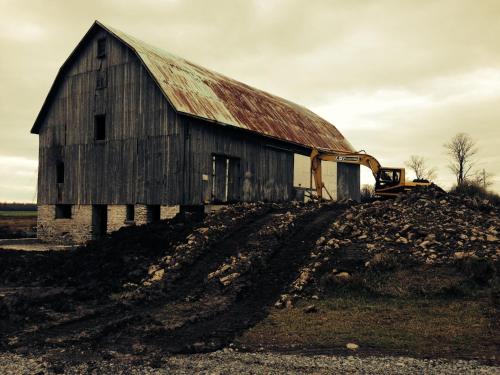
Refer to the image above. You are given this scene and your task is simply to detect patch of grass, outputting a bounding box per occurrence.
[239,262,499,361]
[455,258,498,285]
[319,260,498,299]
[237,295,498,361]
[0,211,37,217]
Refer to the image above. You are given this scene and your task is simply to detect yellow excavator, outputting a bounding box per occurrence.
[310,148,431,199]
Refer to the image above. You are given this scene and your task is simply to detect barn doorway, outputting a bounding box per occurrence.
[92,205,108,239]
[212,155,240,203]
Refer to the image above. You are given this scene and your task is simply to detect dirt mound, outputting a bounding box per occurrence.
[1,187,498,363]
[0,203,269,328]
[328,185,499,264]
[0,201,347,358]
[282,186,499,301]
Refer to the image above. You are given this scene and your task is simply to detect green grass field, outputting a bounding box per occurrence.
[0,211,37,217]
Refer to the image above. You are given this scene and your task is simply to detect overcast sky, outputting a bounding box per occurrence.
[1,0,499,202]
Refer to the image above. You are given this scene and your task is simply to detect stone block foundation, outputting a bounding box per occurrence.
[37,205,93,244]
[107,205,135,233]
[37,204,181,244]
[161,205,180,220]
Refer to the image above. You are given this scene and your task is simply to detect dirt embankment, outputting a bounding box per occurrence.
[281,186,499,302]
[242,187,499,362]
[0,201,348,358]
[0,187,498,367]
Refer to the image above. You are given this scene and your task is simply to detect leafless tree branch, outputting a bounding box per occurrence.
[444,133,477,185]
[473,169,494,189]
[405,155,437,181]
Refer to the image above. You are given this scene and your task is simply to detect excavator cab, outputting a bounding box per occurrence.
[376,168,401,188]
[375,168,407,196]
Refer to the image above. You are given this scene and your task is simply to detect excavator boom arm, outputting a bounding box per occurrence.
[311,149,381,179]
[310,148,382,200]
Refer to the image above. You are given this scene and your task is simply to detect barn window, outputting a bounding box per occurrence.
[56,161,64,183]
[94,114,106,140]
[126,204,135,221]
[55,204,72,219]
[97,37,106,58]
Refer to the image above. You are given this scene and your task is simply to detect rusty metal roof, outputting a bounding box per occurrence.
[33,21,354,152]
[101,22,354,152]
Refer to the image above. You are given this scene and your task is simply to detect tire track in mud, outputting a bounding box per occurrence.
[3,204,277,351]
[158,206,282,303]
[113,204,347,354]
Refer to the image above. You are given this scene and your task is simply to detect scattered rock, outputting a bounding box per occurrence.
[335,272,350,280]
[419,240,431,248]
[149,268,165,282]
[486,234,498,242]
[197,227,209,234]
[219,272,240,286]
[316,236,326,245]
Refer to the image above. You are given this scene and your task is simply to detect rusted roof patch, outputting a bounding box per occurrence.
[101,22,353,152]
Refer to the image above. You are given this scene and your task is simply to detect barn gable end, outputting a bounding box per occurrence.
[36,26,179,208]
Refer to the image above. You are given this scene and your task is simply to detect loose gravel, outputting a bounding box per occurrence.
[0,351,498,374]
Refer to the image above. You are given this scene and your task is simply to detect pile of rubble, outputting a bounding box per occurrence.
[2,187,498,356]
[325,186,499,264]
[283,186,499,301]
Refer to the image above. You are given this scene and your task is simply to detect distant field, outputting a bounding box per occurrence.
[0,212,37,239]
[0,211,37,217]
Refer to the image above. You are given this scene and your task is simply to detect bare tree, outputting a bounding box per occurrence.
[473,169,493,189]
[405,155,437,181]
[444,133,477,185]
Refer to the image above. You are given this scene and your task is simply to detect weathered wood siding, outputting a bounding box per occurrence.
[180,116,293,204]
[37,28,293,205]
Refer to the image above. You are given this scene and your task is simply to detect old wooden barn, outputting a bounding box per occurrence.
[31,21,360,243]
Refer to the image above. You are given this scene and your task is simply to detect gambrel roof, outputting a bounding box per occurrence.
[32,21,354,153]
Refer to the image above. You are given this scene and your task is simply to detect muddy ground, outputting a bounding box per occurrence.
[0,202,349,363]
[0,190,498,371]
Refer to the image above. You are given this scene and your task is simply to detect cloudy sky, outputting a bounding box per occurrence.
[1,0,499,202]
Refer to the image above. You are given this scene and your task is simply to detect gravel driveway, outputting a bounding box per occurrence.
[1,350,497,374]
